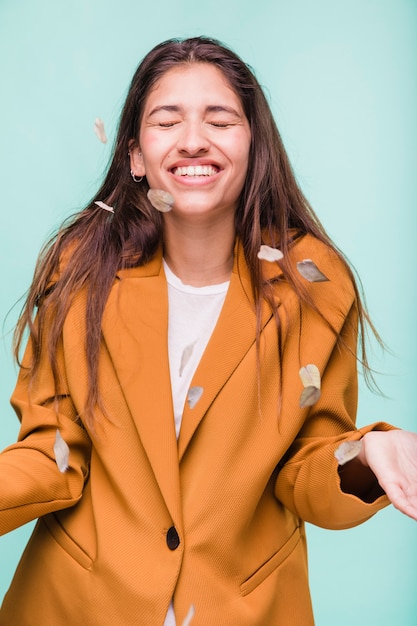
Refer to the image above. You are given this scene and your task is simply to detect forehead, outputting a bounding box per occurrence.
[144,63,243,110]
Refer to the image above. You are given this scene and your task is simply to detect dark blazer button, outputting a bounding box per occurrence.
[166,526,180,550]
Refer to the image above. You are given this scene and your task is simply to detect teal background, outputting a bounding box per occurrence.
[0,0,416,623]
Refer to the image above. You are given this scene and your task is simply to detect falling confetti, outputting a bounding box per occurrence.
[94,201,114,213]
[257,245,284,263]
[334,440,363,465]
[296,259,329,283]
[179,341,197,377]
[187,386,204,409]
[181,605,195,626]
[147,189,174,213]
[299,364,321,389]
[299,386,321,408]
[299,364,321,408]
[53,429,69,473]
[94,117,108,143]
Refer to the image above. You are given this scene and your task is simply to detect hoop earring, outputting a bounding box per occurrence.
[130,170,143,183]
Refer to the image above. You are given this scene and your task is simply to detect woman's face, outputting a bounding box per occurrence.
[131,63,251,222]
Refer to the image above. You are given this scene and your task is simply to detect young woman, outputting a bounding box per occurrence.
[0,37,416,625]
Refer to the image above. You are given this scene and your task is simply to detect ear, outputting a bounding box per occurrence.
[128,140,146,177]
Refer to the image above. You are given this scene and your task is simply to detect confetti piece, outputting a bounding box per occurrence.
[187,386,204,409]
[147,189,174,213]
[299,364,321,408]
[299,364,321,389]
[94,117,108,143]
[257,245,284,263]
[296,259,329,283]
[181,605,195,626]
[53,429,69,473]
[335,440,363,465]
[299,386,321,408]
[94,201,114,213]
[179,341,197,377]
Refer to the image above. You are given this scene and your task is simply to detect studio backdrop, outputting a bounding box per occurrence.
[0,1,415,624]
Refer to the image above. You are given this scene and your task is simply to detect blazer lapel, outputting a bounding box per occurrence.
[101,241,284,506]
[101,251,182,525]
[178,241,282,460]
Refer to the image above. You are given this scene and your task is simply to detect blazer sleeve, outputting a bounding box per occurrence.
[0,311,91,536]
[274,241,393,530]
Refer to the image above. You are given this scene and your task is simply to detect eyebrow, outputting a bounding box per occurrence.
[147,104,242,117]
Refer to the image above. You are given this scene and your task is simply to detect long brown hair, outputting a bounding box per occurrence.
[14,36,379,426]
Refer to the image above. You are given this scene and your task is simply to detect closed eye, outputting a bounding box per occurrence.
[209,122,232,128]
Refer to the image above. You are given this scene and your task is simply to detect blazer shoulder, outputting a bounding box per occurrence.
[279,233,358,328]
[290,232,352,279]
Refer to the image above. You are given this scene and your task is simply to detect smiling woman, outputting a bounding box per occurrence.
[0,36,416,626]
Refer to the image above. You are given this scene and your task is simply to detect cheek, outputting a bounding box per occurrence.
[234,145,251,178]
[229,131,251,165]
[140,134,167,179]
[140,132,163,157]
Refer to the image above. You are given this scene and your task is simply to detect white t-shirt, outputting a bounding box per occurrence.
[162,259,229,626]
[163,259,229,438]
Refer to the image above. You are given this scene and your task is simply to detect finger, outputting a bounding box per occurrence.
[383,482,417,521]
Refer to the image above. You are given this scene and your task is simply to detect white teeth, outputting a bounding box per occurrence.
[173,165,217,176]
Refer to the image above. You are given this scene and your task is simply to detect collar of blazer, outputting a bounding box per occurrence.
[100,237,286,522]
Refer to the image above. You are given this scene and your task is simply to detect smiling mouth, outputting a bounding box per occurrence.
[171,165,219,177]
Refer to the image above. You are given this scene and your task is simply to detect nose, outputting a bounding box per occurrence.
[176,120,210,155]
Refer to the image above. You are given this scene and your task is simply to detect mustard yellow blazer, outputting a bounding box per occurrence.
[0,234,390,625]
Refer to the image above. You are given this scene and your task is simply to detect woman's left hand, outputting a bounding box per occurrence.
[359,430,417,521]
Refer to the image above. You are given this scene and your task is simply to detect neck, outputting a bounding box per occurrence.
[162,213,235,286]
